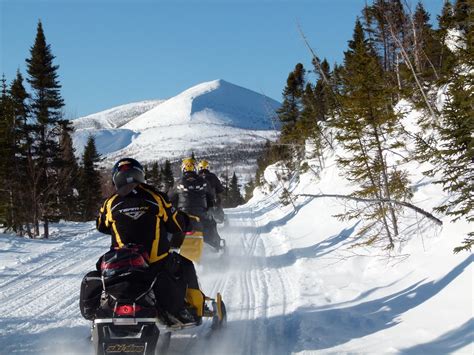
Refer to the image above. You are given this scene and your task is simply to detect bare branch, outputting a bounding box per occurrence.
[296,193,443,225]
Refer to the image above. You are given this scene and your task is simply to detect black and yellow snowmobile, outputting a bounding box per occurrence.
[80,245,227,355]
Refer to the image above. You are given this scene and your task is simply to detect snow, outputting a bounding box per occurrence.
[73,99,164,130]
[445,29,466,53]
[0,144,472,354]
[73,128,137,158]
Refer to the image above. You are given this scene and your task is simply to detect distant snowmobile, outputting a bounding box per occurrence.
[80,245,227,355]
[179,215,226,262]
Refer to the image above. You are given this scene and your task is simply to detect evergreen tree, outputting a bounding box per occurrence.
[438,1,455,34]
[437,0,457,75]
[411,1,443,80]
[25,21,66,237]
[147,161,162,189]
[8,71,31,233]
[227,172,243,208]
[453,0,470,33]
[434,22,473,253]
[161,159,174,193]
[0,75,14,227]
[277,63,305,146]
[333,20,412,249]
[364,0,408,73]
[78,136,102,221]
[58,122,79,220]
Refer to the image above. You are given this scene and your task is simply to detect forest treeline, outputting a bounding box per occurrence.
[253,0,472,252]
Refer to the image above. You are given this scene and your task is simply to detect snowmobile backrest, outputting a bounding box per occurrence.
[100,244,150,282]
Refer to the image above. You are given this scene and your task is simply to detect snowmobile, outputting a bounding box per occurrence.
[81,245,227,355]
[179,215,226,262]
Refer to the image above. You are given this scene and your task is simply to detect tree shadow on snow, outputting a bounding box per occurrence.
[399,318,474,355]
[223,198,313,235]
[265,222,359,268]
[191,255,472,355]
[285,255,473,352]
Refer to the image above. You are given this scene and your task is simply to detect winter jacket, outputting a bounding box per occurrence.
[199,169,225,205]
[169,171,214,218]
[96,183,189,264]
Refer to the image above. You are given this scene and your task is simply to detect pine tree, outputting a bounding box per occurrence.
[439,1,455,34]
[0,75,15,227]
[227,172,243,208]
[25,21,67,237]
[161,159,174,193]
[58,122,79,220]
[434,20,473,253]
[8,71,31,233]
[437,0,457,75]
[277,63,305,146]
[411,1,442,80]
[364,0,408,73]
[453,0,470,33]
[333,19,412,250]
[147,161,162,189]
[78,136,102,221]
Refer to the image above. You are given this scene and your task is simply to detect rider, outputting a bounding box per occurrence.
[198,159,225,239]
[96,157,206,325]
[198,160,225,218]
[169,158,221,249]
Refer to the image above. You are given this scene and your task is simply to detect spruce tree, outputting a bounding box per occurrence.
[453,0,470,33]
[8,71,31,233]
[412,1,442,80]
[434,22,473,253]
[78,136,102,221]
[437,0,457,75]
[161,159,174,193]
[277,63,305,146]
[58,122,79,220]
[25,21,66,237]
[0,75,14,227]
[228,172,243,208]
[147,161,162,189]
[333,19,412,250]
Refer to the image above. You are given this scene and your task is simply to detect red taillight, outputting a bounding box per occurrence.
[115,304,142,316]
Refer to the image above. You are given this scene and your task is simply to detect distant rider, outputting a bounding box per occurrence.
[169,158,222,250]
[95,157,206,325]
[198,159,225,240]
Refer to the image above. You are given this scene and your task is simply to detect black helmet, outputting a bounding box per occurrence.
[112,158,145,189]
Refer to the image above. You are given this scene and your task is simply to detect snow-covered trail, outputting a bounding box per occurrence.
[170,204,301,355]
[0,198,472,355]
[0,202,304,355]
[0,204,297,355]
[0,222,109,354]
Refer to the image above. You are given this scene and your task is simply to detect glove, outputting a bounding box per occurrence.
[170,232,185,249]
[166,252,182,278]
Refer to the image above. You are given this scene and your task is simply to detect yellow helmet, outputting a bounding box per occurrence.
[198,159,210,171]
[181,157,197,173]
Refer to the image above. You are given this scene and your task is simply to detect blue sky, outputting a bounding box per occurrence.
[1,0,443,117]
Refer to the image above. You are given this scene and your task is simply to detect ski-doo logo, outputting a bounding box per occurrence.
[105,344,145,353]
[119,206,149,220]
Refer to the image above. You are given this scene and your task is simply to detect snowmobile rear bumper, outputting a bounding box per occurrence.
[92,318,160,355]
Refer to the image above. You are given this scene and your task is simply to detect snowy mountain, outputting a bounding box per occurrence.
[72,80,280,180]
